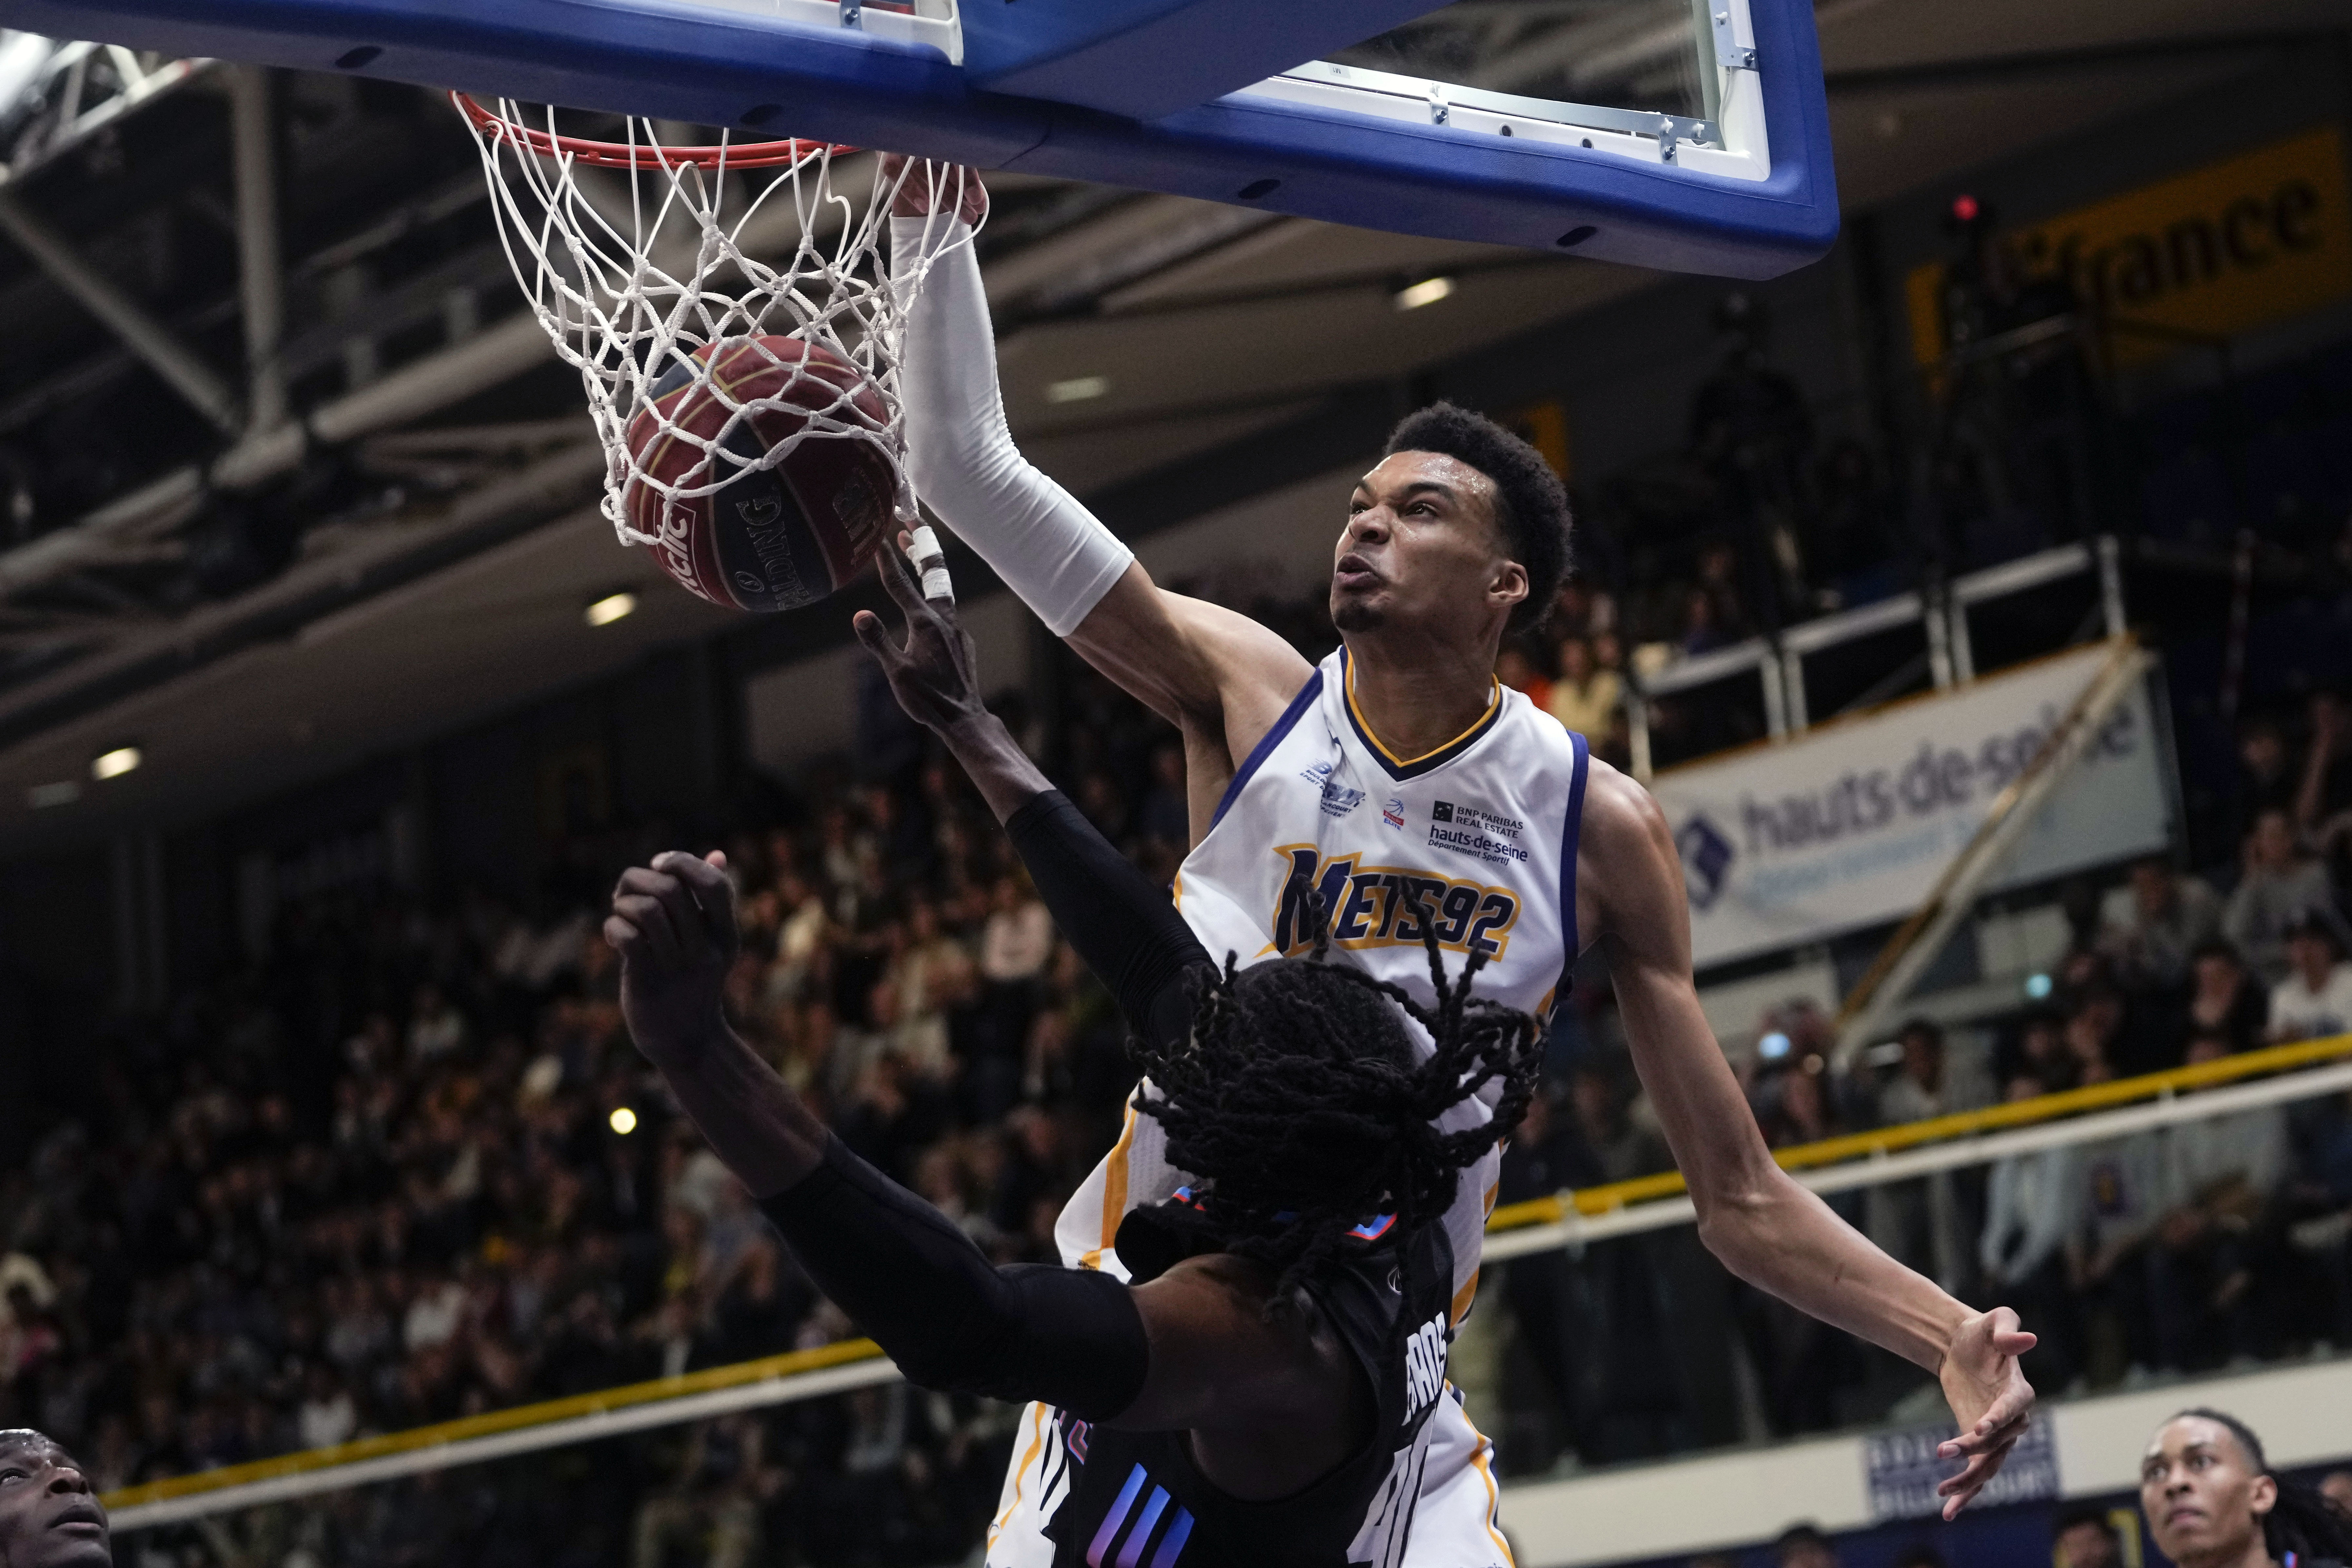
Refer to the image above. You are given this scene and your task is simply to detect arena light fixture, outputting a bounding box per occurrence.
[91,746,142,781]
[1046,375,1109,404]
[26,780,79,809]
[584,590,638,627]
[1392,276,1455,310]
[609,1106,639,1135]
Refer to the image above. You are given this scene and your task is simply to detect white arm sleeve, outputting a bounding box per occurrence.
[890,216,1135,638]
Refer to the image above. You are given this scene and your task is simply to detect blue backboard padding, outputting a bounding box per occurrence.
[0,0,1838,277]
[960,0,1461,122]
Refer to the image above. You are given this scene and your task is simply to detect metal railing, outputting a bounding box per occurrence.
[1625,536,2126,779]
[102,1033,2352,1532]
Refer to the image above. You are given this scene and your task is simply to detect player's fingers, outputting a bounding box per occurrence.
[611,892,680,968]
[873,537,925,616]
[850,608,898,663]
[603,913,644,960]
[656,851,741,957]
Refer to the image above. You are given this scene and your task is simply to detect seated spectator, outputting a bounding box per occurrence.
[2099,857,2222,992]
[1890,1548,1946,1568]
[2147,1035,2289,1369]
[1548,634,1624,739]
[2295,688,2352,837]
[2052,1506,2121,1568]
[2322,1469,2352,1517]
[2176,940,2268,1061]
[2267,906,2352,1042]
[1979,1071,2079,1390]
[2067,1126,2164,1381]
[2223,807,2334,982]
[1869,1019,1974,1292]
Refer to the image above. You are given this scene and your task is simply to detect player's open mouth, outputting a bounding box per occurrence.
[1335,554,1381,590]
[51,1508,105,1534]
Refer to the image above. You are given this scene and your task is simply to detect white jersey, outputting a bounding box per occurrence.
[990,647,1590,1568]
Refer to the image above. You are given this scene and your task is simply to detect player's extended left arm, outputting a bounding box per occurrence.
[607,851,1148,1420]
[1583,771,2036,1519]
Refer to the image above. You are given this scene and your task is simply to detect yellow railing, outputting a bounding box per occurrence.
[102,1030,2352,1513]
[102,1337,883,1509]
[1484,1030,2352,1233]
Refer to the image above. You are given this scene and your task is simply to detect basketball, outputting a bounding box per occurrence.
[622,335,897,613]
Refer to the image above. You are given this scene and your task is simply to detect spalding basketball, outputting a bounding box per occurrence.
[622,336,897,612]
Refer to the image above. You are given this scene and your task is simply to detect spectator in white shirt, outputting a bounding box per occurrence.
[2101,857,2224,992]
[1979,1071,2080,1389]
[2222,808,2335,982]
[2266,905,2352,1042]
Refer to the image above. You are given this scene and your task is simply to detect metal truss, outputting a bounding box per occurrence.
[1,37,213,187]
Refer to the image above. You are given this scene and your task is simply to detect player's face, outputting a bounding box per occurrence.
[0,1437,110,1568]
[2139,1418,2271,1567]
[1332,452,1525,637]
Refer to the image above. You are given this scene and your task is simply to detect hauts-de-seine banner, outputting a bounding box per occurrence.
[1658,643,2172,971]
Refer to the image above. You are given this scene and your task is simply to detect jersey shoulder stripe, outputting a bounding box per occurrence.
[1557,728,1591,962]
[1208,667,1325,833]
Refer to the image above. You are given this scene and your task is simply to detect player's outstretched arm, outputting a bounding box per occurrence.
[856,537,1209,1050]
[1580,762,2036,1519]
[884,161,1311,815]
[608,845,1362,1495]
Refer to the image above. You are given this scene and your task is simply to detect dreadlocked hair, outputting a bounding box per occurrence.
[1127,884,1546,1326]
[2171,1409,2352,1565]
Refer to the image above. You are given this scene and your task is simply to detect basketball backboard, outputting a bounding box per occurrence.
[0,0,1836,277]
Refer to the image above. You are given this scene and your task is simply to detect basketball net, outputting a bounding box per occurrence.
[458,97,978,569]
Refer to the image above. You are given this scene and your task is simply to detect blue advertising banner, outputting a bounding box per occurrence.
[1652,644,2171,969]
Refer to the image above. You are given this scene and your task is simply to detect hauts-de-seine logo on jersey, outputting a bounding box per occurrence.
[1299,760,1365,819]
[1676,814,1735,911]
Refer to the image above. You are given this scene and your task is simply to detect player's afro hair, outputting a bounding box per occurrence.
[1385,402,1573,632]
[1127,891,1545,1329]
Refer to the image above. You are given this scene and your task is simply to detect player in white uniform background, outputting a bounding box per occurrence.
[885,166,2042,1566]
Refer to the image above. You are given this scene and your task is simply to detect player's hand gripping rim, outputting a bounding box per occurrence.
[852,530,991,739]
[1932,1305,2037,1518]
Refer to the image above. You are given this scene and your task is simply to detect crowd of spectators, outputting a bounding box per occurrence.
[6,310,2352,1561]
[0,685,1185,1563]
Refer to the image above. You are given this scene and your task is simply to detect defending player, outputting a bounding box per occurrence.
[886,167,2038,1561]
[606,538,1549,1564]
[0,1429,112,1568]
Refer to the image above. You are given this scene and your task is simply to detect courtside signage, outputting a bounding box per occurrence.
[1656,643,2171,970]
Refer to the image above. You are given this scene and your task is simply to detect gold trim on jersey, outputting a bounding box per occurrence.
[1343,649,1503,775]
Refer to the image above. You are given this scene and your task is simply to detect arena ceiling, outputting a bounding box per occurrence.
[0,0,2336,857]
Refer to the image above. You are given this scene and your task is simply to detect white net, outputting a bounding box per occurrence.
[457,97,980,568]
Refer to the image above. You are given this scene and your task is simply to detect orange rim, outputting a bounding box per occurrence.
[453,92,854,170]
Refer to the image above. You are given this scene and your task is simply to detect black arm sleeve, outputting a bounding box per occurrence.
[1004,789,1213,1052]
[761,1137,1147,1420]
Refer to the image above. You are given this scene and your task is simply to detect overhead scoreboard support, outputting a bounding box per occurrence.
[0,0,1839,278]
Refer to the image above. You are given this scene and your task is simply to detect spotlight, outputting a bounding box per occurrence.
[609,1106,639,1135]
[1757,1030,1792,1062]
[585,591,637,627]
[91,746,141,781]
[1046,375,1109,404]
[1393,276,1456,310]
[2023,972,2054,1000]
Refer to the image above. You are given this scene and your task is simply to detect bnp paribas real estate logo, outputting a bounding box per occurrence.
[1675,814,1734,911]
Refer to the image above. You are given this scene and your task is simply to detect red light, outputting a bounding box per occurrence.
[1951,194,1980,223]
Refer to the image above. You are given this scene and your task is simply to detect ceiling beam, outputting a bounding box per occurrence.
[1821,30,2325,95]
[0,190,244,435]
[228,63,289,435]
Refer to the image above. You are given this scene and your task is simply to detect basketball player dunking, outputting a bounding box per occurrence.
[887,169,2037,1564]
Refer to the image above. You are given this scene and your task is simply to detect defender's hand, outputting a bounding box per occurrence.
[1933,1306,2036,1518]
[606,850,740,1068]
[853,532,991,737]
[880,155,987,226]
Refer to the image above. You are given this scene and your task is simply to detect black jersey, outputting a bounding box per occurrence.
[1034,1192,1457,1568]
